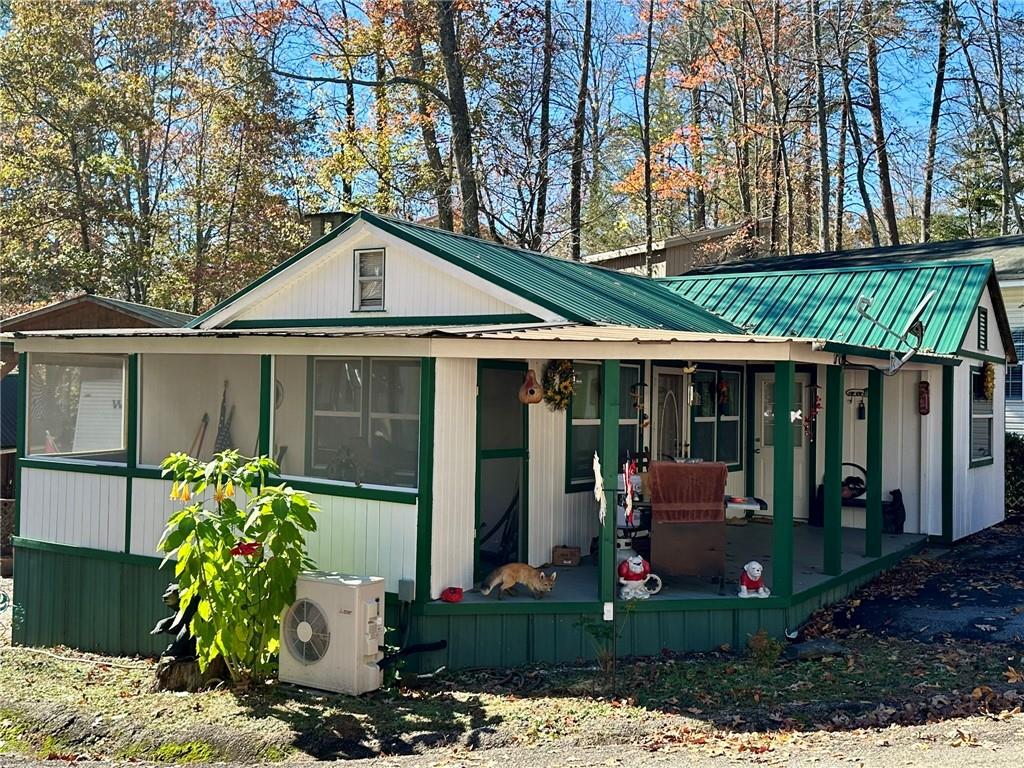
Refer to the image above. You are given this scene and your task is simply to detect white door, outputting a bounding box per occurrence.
[653,367,687,461]
[753,372,810,519]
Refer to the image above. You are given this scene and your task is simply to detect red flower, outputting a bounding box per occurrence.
[230,541,260,557]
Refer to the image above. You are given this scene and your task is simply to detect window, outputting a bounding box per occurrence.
[1005,328,1024,401]
[977,307,989,350]
[307,357,419,488]
[688,367,743,467]
[567,362,642,488]
[27,353,127,463]
[970,366,993,466]
[354,249,385,311]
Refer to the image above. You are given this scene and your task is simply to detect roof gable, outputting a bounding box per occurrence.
[661,259,999,356]
[192,211,742,334]
[1,294,192,331]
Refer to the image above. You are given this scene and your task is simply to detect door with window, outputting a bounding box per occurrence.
[753,372,810,519]
[654,367,687,460]
[476,362,528,578]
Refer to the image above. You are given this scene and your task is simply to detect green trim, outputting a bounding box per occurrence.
[941,366,954,543]
[967,365,996,470]
[187,213,360,327]
[599,360,620,604]
[14,352,26,536]
[822,342,960,367]
[771,361,795,598]
[12,536,165,568]
[823,365,843,576]
[795,536,926,603]
[224,313,540,330]
[19,458,131,476]
[418,600,602,617]
[959,350,1005,364]
[415,357,436,603]
[124,354,138,553]
[258,355,272,456]
[279,476,418,504]
[744,365,755,497]
[865,368,883,558]
[479,448,527,460]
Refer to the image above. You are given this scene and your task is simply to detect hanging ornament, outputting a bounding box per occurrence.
[518,369,543,405]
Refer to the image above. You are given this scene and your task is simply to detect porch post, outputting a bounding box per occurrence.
[772,360,794,598]
[823,364,844,575]
[258,354,273,457]
[124,354,138,554]
[599,359,620,605]
[865,368,884,557]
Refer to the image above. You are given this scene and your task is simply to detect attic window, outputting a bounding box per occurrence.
[977,307,988,351]
[354,249,385,311]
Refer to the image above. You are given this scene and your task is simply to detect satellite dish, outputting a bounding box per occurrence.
[855,291,935,375]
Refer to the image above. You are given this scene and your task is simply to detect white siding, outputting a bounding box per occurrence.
[129,478,246,558]
[303,494,417,593]
[1001,283,1024,433]
[953,358,1005,539]
[527,359,598,566]
[235,233,525,323]
[20,468,126,551]
[430,358,477,598]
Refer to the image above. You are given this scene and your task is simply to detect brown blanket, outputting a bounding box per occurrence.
[649,461,727,523]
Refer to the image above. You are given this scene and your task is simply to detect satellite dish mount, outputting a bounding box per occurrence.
[855,291,935,375]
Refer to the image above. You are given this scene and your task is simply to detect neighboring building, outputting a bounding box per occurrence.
[1,294,193,378]
[982,239,1024,432]
[583,218,770,277]
[2,212,1012,670]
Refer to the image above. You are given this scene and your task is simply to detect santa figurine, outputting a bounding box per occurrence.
[617,554,662,600]
[738,560,771,598]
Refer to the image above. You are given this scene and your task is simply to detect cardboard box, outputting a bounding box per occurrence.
[551,545,581,567]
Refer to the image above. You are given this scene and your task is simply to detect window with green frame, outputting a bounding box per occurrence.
[969,366,993,466]
[688,367,742,468]
[566,362,642,489]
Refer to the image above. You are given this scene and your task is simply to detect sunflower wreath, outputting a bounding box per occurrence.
[542,359,575,411]
[983,361,996,401]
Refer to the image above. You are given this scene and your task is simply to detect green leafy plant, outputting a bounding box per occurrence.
[158,450,319,684]
[746,629,783,670]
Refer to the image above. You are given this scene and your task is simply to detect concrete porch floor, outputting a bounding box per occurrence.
[455,523,926,604]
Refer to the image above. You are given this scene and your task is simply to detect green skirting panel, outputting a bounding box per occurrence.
[12,544,169,657]
[404,563,893,672]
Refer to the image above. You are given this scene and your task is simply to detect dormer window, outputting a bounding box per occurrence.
[354,249,385,311]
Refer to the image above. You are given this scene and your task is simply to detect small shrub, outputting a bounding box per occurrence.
[158,450,319,684]
[1006,431,1024,519]
[746,629,783,670]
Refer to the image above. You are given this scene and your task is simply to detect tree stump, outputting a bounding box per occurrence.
[151,655,228,692]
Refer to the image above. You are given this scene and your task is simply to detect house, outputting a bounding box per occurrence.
[582,218,770,277]
[3,212,1013,670]
[0,295,193,575]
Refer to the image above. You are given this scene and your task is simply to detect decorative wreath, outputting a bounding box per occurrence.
[983,361,996,401]
[543,359,575,411]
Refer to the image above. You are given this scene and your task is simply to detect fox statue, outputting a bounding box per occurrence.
[480,563,557,599]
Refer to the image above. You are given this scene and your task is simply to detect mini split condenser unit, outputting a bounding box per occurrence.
[279,571,385,695]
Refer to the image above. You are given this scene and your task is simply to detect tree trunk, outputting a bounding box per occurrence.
[921,0,950,243]
[952,2,1024,233]
[570,0,592,261]
[642,0,655,276]
[402,0,453,230]
[810,0,830,251]
[691,85,707,230]
[837,32,880,247]
[863,0,899,245]
[434,0,480,237]
[340,0,355,205]
[531,0,553,250]
[834,99,848,251]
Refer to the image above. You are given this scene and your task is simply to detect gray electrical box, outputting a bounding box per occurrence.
[397,578,415,603]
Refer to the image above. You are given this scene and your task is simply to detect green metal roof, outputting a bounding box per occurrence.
[93,295,194,327]
[659,259,994,355]
[194,210,741,334]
